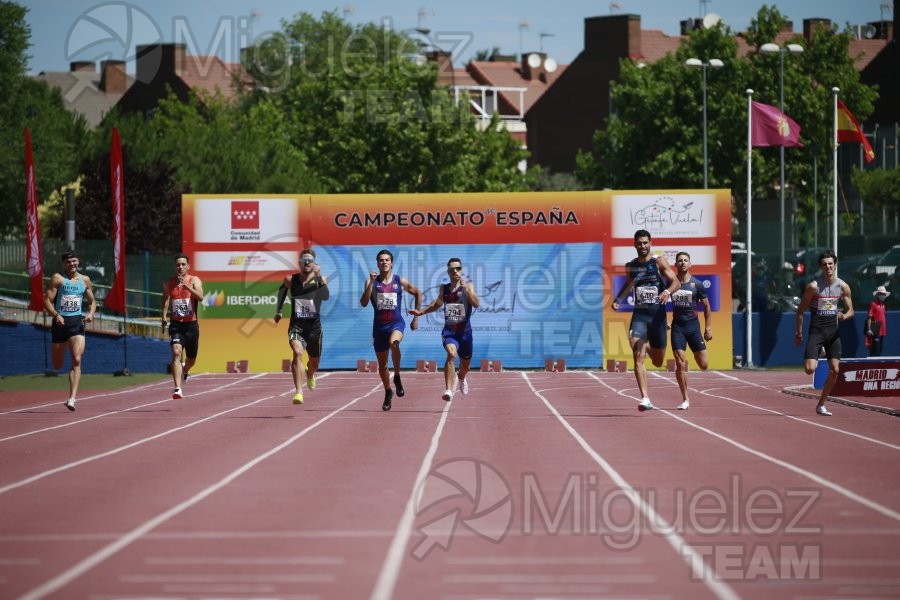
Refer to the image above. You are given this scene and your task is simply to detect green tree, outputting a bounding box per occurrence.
[575,4,878,230]
[246,11,527,193]
[0,2,86,237]
[852,167,900,214]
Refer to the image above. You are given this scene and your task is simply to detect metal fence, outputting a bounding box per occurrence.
[0,239,171,324]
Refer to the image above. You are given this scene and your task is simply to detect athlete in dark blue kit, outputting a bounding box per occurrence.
[612,230,679,411]
[360,249,422,411]
[409,257,480,402]
[670,252,712,410]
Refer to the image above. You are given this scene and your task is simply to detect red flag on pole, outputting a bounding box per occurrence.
[836,99,875,163]
[24,128,45,312]
[106,128,127,314]
[750,101,803,147]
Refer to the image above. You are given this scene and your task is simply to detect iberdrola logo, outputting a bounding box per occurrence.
[202,290,225,308]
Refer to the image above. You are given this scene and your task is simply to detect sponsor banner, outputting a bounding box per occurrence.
[611,275,721,312]
[182,190,733,371]
[193,250,299,273]
[197,281,283,319]
[309,192,604,245]
[611,192,717,239]
[815,358,900,397]
[610,245,718,267]
[194,242,604,371]
[193,197,300,243]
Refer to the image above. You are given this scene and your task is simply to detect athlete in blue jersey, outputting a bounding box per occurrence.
[359,249,422,411]
[795,250,853,416]
[409,257,480,402]
[611,230,679,411]
[43,250,96,411]
[670,252,713,410]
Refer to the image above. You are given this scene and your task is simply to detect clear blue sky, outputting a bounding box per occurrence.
[23,0,891,74]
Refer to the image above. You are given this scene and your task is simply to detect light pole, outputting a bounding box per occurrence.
[760,42,803,268]
[685,57,724,188]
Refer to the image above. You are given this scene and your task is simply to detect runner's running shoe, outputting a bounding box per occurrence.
[442,389,453,402]
[393,373,404,397]
[173,388,183,400]
[637,398,654,412]
[293,392,304,405]
[677,400,690,410]
[816,404,832,416]
[64,398,76,411]
[307,375,317,390]
[382,389,393,411]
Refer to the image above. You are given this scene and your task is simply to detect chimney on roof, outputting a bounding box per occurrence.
[70,61,95,72]
[425,50,455,85]
[521,52,546,81]
[99,60,127,93]
[585,14,641,58]
[803,18,831,41]
[866,20,893,40]
[680,18,700,35]
[135,43,186,84]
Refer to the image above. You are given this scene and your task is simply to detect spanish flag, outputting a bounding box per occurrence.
[837,100,875,163]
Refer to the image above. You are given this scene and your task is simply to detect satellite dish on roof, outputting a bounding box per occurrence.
[527,53,542,68]
[702,12,722,29]
[544,57,558,73]
[864,24,878,38]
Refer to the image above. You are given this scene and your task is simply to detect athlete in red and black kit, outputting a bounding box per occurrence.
[161,253,203,400]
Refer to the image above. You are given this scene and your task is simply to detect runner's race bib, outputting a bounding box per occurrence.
[444,303,465,323]
[635,286,659,305]
[60,294,81,312]
[376,292,398,311]
[816,296,838,315]
[172,297,194,318]
[293,298,317,319]
[671,289,693,308]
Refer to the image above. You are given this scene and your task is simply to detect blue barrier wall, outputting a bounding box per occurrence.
[0,321,170,376]
[732,311,900,367]
[4,312,898,375]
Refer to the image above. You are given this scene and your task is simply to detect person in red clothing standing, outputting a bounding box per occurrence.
[865,286,890,357]
[161,253,204,399]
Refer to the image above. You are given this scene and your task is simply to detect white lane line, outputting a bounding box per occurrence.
[526,371,740,600]
[0,375,263,443]
[593,371,900,523]
[0,374,273,493]
[16,384,379,600]
[0,380,171,415]
[651,371,900,451]
[369,402,453,600]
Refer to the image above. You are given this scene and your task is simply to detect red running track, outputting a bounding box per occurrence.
[0,369,898,599]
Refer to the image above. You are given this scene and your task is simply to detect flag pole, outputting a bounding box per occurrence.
[832,88,839,257]
[746,89,754,368]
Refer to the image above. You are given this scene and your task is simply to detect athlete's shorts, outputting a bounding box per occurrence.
[51,315,85,344]
[671,320,707,353]
[373,323,405,353]
[805,325,841,360]
[169,320,200,359]
[629,309,668,349]
[288,320,323,358]
[442,331,473,360]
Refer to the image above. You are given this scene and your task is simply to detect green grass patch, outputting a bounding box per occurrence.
[0,372,167,392]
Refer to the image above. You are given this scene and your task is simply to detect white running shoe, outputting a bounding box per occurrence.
[442,389,453,402]
[173,388,184,400]
[637,398,654,412]
[460,377,469,396]
[677,400,690,410]
[64,398,76,411]
[816,405,832,416]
